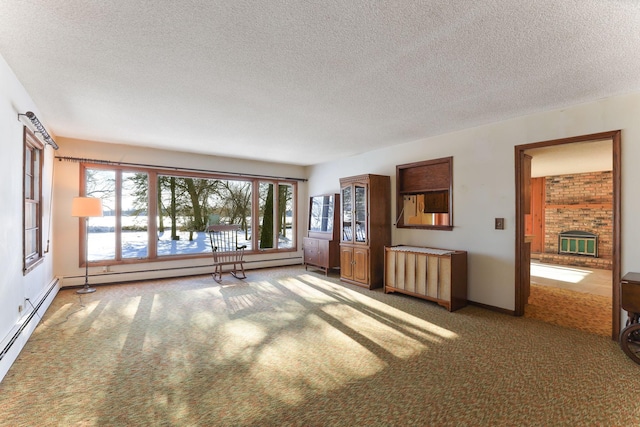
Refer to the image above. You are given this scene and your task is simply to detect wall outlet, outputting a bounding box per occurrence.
[102,266,108,273]
[18,305,23,313]
[495,218,505,230]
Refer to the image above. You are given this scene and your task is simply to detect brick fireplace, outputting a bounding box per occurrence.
[538,171,612,270]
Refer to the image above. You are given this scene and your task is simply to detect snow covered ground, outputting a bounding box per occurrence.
[85,216,290,261]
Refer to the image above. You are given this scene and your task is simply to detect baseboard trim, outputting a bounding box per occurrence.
[468,299,516,316]
[61,257,303,288]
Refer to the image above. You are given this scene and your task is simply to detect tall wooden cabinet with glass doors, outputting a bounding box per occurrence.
[339,174,391,289]
[304,194,340,275]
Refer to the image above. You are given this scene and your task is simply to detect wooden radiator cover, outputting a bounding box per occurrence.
[384,246,467,311]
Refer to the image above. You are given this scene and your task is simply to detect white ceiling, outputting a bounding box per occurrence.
[1,1,639,166]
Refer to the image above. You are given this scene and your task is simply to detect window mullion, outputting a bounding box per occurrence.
[115,170,123,261]
[273,181,279,250]
[148,171,158,259]
[253,181,263,251]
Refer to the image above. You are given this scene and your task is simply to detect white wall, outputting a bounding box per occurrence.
[308,92,640,311]
[0,55,58,381]
[53,138,308,285]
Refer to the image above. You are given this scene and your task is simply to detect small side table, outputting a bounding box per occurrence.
[621,273,640,325]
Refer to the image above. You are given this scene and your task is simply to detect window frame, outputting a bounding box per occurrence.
[23,127,44,274]
[255,180,297,251]
[80,162,298,265]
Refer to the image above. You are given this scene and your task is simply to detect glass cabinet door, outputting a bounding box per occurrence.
[354,184,367,243]
[341,185,352,242]
[309,194,334,233]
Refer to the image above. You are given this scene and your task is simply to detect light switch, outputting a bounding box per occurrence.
[495,218,504,230]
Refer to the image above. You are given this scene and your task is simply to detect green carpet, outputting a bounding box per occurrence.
[1,266,638,426]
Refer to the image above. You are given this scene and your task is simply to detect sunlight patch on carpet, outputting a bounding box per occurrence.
[321,303,428,359]
[297,274,458,342]
[531,263,592,284]
[250,313,385,404]
[217,319,269,362]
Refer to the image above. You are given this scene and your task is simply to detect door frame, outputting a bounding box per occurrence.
[514,131,621,340]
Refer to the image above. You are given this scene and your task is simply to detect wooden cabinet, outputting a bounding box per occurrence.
[304,194,340,275]
[304,237,339,275]
[340,244,369,284]
[339,174,391,289]
[385,245,467,311]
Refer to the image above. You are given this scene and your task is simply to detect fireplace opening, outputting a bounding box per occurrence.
[558,230,598,257]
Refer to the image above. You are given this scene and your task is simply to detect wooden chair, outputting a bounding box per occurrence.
[206,224,247,283]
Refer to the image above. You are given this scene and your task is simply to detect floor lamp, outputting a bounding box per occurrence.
[72,197,103,294]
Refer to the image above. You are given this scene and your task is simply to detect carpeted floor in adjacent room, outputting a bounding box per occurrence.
[0,266,638,426]
[525,284,612,337]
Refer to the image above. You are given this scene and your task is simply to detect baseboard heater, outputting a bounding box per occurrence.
[0,278,58,362]
[61,256,303,287]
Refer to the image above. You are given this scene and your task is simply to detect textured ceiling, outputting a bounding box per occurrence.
[1,1,639,166]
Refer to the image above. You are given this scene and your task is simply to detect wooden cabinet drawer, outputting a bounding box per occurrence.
[304,237,339,275]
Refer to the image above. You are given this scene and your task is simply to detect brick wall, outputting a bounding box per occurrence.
[538,171,613,270]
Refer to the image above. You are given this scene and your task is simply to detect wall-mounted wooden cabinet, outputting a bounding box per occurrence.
[396,157,453,229]
[339,174,390,289]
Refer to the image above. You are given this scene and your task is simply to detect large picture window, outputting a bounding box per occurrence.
[81,164,296,264]
[156,175,252,256]
[24,128,44,273]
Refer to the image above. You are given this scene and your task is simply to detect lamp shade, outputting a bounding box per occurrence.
[71,197,103,217]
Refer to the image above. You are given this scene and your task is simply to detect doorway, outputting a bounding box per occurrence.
[515,131,621,340]
[527,262,612,336]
